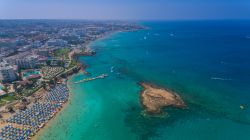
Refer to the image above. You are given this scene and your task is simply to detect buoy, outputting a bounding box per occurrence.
[240,105,245,110]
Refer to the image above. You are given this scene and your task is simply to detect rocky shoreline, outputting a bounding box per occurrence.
[140,82,186,114]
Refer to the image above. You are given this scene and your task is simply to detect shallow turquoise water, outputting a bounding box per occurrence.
[38,21,250,140]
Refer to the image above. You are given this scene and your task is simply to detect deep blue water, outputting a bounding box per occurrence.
[38,20,250,140]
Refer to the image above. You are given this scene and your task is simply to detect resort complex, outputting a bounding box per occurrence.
[0,20,144,139]
[1,0,250,139]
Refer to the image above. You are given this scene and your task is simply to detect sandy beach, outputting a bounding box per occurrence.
[31,94,72,140]
[31,30,121,140]
[0,29,141,139]
[31,72,79,140]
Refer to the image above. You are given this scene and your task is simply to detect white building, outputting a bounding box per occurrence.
[15,55,38,69]
[5,52,29,65]
[0,61,17,83]
[47,39,68,47]
[5,52,38,69]
[32,41,42,48]
[36,48,50,57]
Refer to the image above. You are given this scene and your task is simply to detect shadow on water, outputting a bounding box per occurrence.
[88,43,250,139]
[123,98,250,140]
[116,63,250,139]
[122,101,192,140]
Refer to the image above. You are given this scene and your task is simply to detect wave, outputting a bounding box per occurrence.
[169,33,175,37]
[114,44,121,47]
[220,61,231,65]
[210,77,232,81]
[153,33,160,36]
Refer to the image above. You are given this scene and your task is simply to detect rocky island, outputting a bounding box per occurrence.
[141,83,186,114]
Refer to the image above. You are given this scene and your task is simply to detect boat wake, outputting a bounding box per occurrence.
[210,77,232,81]
[143,32,150,40]
[114,44,120,47]
[110,66,114,73]
[220,61,228,64]
[169,33,175,37]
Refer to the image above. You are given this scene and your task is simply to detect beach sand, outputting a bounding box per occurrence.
[32,77,74,140]
[31,30,133,139]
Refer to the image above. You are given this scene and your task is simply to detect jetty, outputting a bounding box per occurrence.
[74,74,108,84]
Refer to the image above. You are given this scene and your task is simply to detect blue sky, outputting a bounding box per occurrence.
[0,0,250,20]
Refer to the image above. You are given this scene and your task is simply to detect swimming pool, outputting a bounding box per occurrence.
[22,69,41,79]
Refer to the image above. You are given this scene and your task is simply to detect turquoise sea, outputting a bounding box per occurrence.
[37,21,250,140]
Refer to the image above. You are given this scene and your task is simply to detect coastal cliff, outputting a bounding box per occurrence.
[141,83,186,114]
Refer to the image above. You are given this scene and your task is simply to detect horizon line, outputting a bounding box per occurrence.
[0,18,250,22]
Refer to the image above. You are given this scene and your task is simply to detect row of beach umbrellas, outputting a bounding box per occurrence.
[1,84,69,140]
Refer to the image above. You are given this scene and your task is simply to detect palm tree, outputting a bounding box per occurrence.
[2,86,8,93]
[7,106,15,113]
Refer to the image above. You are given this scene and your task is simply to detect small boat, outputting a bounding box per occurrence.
[240,105,245,110]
